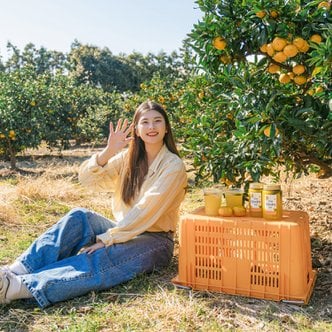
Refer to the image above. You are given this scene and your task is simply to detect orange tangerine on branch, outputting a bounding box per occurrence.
[260,44,268,53]
[283,44,299,57]
[272,37,287,51]
[300,42,310,53]
[279,73,291,84]
[270,10,279,18]
[293,75,307,85]
[220,55,231,64]
[8,130,16,138]
[267,63,280,74]
[293,38,309,53]
[212,36,227,50]
[318,1,331,10]
[256,10,266,18]
[264,125,280,137]
[292,37,306,49]
[273,51,287,63]
[293,64,305,75]
[288,72,295,79]
[266,43,275,56]
[310,34,322,43]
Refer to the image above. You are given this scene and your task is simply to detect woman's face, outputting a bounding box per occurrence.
[135,110,167,146]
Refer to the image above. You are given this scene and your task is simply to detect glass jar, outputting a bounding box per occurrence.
[203,188,222,216]
[224,188,244,207]
[249,182,263,217]
[262,184,282,220]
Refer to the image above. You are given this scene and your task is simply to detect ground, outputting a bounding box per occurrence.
[0,144,331,331]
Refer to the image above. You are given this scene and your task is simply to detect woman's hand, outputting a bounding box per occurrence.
[108,118,134,151]
[97,118,134,166]
[82,241,106,254]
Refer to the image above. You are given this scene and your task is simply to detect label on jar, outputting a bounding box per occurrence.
[265,194,277,213]
[250,192,262,210]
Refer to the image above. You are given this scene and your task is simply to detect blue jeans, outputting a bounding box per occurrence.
[16,208,174,308]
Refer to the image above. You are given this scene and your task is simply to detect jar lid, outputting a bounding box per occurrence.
[249,182,264,189]
[263,184,281,191]
[203,188,221,195]
[225,188,244,194]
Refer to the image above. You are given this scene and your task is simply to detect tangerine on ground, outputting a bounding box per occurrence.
[273,51,287,63]
[310,34,322,43]
[267,63,280,74]
[293,75,307,85]
[213,36,227,50]
[279,73,291,84]
[272,37,287,51]
[283,44,298,57]
[293,64,305,75]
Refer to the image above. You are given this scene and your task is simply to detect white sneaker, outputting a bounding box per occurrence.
[0,271,11,304]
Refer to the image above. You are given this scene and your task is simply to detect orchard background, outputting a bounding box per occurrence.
[0,0,331,331]
[0,0,331,185]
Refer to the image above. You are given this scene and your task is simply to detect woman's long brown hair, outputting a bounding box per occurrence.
[121,100,179,204]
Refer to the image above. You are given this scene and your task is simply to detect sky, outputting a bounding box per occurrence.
[0,0,202,59]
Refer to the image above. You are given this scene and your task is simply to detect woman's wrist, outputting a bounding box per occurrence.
[96,147,115,166]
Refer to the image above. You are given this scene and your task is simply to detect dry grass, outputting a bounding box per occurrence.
[16,175,82,202]
[0,184,19,225]
[0,146,331,331]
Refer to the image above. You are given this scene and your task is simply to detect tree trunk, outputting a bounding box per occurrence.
[300,153,332,178]
[7,139,17,170]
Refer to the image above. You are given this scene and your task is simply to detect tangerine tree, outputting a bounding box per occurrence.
[0,67,48,168]
[183,0,331,185]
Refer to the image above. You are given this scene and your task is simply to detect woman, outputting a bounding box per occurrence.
[0,100,187,308]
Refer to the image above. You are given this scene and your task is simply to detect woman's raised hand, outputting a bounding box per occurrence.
[107,119,133,151]
[97,118,134,166]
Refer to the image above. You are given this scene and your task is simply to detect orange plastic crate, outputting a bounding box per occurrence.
[173,208,317,304]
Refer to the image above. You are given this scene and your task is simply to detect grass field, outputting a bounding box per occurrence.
[0,145,331,331]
